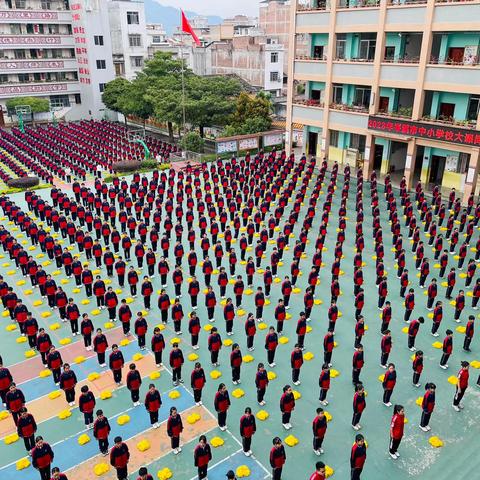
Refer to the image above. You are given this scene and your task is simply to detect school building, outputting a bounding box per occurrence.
[285,0,480,202]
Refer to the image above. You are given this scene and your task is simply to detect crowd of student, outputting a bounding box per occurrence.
[0,150,478,480]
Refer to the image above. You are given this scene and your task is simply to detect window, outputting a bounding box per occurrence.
[74,93,82,104]
[335,34,346,60]
[457,153,469,174]
[359,39,376,60]
[94,35,104,46]
[354,87,371,108]
[99,83,106,93]
[41,1,51,9]
[384,46,395,61]
[270,71,279,82]
[271,52,278,63]
[128,34,142,47]
[467,97,480,121]
[130,56,143,68]
[0,75,7,84]
[14,50,26,59]
[15,0,26,8]
[152,36,162,43]
[332,84,343,104]
[18,73,30,82]
[329,130,339,148]
[127,11,139,25]
[96,59,106,69]
[49,95,70,108]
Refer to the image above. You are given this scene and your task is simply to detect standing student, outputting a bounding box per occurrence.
[269,437,286,480]
[191,362,206,406]
[245,313,256,351]
[193,435,212,480]
[318,364,330,406]
[17,407,37,453]
[109,345,125,385]
[169,343,184,386]
[389,404,405,459]
[208,327,222,366]
[126,363,142,406]
[280,385,295,430]
[214,383,230,431]
[463,315,474,352]
[167,406,183,455]
[47,346,63,385]
[93,410,111,455]
[6,383,25,425]
[230,343,243,385]
[408,317,424,351]
[144,384,162,429]
[151,327,165,367]
[352,383,366,431]
[0,357,13,406]
[350,434,367,480]
[110,436,130,480]
[59,363,77,406]
[380,330,392,368]
[382,363,397,407]
[352,345,364,385]
[419,382,436,432]
[134,313,148,350]
[93,328,108,367]
[291,344,304,385]
[312,407,327,456]
[80,314,94,351]
[255,363,269,406]
[452,361,469,412]
[239,407,256,457]
[440,330,454,369]
[79,385,95,429]
[412,351,424,387]
[265,326,279,368]
[31,436,54,480]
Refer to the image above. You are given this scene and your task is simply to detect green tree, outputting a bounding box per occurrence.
[224,92,273,135]
[102,77,131,122]
[6,96,50,125]
[181,131,205,153]
[116,77,154,128]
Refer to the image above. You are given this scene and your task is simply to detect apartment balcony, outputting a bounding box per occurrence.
[0,9,72,23]
[296,5,330,33]
[297,1,329,11]
[376,108,413,120]
[424,64,480,94]
[293,98,325,108]
[379,62,419,85]
[0,80,80,98]
[329,104,369,130]
[336,2,380,29]
[385,2,427,29]
[0,57,77,73]
[0,34,74,47]
[421,115,477,130]
[292,100,324,125]
[337,0,380,8]
[294,56,327,79]
[332,59,374,84]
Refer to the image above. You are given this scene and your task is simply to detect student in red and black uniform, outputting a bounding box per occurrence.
[239,406,256,457]
[47,346,63,385]
[169,342,184,386]
[126,363,142,406]
[208,327,222,366]
[6,382,25,425]
[134,313,148,350]
[352,383,366,431]
[223,298,235,335]
[32,436,54,480]
[407,316,424,351]
[354,316,365,349]
[144,384,162,428]
[404,288,415,322]
[270,436,286,480]
[105,287,118,321]
[141,276,153,311]
[318,363,330,406]
[127,266,139,297]
[115,257,126,287]
[0,356,13,405]
[380,330,393,368]
[193,435,212,480]
[452,361,469,411]
[94,409,112,454]
[158,289,170,324]
[109,344,124,385]
[59,363,77,406]
[382,363,397,407]
[191,362,206,405]
[255,362,269,406]
[350,434,367,480]
[151,326,165,367]
[420,382,436,431]
[454,290,465,322]
[291,344,304,386]
[214,383,231,431]
[312,407,327,456]
[110,436,130,480]
[352,345,364,385]
[25,312,39,349]
[167,406,183,455]
[79,385,96,428]
[281,276,292,309]
[440,329,454,369]
[463,315,475,352]
[244,312,256,352]
[17,407,37,453]
[36,328,52,366]
[280,384,295,430]
[188,276,200,310]
[230,343,243,385]
[472,278,480,309]
[389,404,405,459]
[94,328,108,367]
[188,311,201,350]
[296,312,307,350]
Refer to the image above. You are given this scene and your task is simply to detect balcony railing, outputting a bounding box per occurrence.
[330,102,369,113]
[382,56,420,64]
[338,0,380,7]
[387,0,428,5]
[377,108,413,119]
[297,1,329,11]
[421,115,477,130]
[334,57,375,63]
[435,0,477,3]
[294,98,325,107]
[295,54,327,61]
[429,56,480,67]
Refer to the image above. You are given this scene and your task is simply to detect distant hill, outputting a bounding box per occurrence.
[144,0,223,36]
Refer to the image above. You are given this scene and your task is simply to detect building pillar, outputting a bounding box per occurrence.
[403,139,417,190]
[363,134,375,179]
[463,148,480,204]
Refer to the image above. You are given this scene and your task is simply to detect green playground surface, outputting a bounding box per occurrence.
[0,171,479,480]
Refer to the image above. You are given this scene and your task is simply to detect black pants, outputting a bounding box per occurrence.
[389,436,401,454]
[218,410,227,427]
[420,411,431,427]
[267,349,276,364]
[440,353,450,366]
[381,352,390,366]
[446,286,453,298]
[404,309,412,322]
[171,435,180,449]
[247,335,254,349]
[191,334,199,348]
[85,284,92,297]
[313,435,324,451]
[453,386,466,406]
[257,387,266,403]
[198,465,208,480]
[352,412,362,426]
[464,336,472,351]
[115,466,127,480]
[108,308,116,320]
[97,352,106,365]
[281,412,291,424]
[149,411,159,425]
[154,351,163,365]
[191,296,198,308]
[130,389,140,403]
[242,436,252,452]
[211,350,219,364]
[52,368,61,384]
[39,466,51,480]
[84,411,94,425]
[352,368,361,384]
[273,467,282,480]
[408,336,416,349]
[351,467,363,480]
[413,371,421,385]
[113,369,122,383]
[161,310,168,323]
[23,434,35,451]
[207,307,214,320]
[383,389,393,404]
[292,368,300,383]
[232,366,240,382]
[173,367,182,382]
[138,335,146,348]
[65,388,75,403]
[194,389,202,403]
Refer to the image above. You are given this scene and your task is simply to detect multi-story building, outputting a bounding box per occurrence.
[145,23,167,58]
[108,0,147,79]
[0,0,115,124]
[286,0,480,201]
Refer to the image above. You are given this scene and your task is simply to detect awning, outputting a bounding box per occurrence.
[271,120,304,130]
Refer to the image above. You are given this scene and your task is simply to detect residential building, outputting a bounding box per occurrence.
[286,0,480,202]
[146,23,167,58]
[108,0,147,79]
[0,0,115,124]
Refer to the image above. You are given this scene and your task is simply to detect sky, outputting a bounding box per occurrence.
[157,0,260,18]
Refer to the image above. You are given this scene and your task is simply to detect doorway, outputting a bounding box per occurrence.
[429,155,446,184]
[313,45,324,59]
[439,102,455,119]
[379,96,389,113]
[308,131,318,156]
[448,47,465,64]
[374,144,383,171]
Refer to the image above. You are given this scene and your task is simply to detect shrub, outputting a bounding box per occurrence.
[181,132,205,153]
[7,177,39,188]
[140,160,158,170]
[112,161,141,173]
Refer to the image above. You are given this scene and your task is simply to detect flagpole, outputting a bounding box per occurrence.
[180,35,186,138]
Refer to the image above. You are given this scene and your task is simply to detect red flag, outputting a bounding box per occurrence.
[181,10,201,46]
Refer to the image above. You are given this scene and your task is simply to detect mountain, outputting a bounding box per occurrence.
[144,0,223,36]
